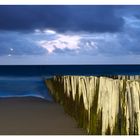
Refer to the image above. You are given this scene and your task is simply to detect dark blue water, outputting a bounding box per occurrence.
[0,65,140,76]
[0,77,52,100]
[0,65,140,99]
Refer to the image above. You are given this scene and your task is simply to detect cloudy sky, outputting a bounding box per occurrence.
[0,5,140,64]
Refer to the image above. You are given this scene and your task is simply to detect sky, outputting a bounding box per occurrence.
[0,5,140,64]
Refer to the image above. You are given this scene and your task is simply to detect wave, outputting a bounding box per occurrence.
[0,77,52,101]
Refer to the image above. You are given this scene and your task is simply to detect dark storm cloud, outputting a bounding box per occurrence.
[0,5,124,33]
[0,32,46,55]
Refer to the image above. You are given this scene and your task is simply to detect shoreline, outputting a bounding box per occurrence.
[0,97,86,135]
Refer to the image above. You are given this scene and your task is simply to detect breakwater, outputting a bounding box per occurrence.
[46,76,140,135]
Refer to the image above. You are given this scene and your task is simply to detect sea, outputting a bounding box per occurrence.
[0,65,140,100]
[0,65,140,76]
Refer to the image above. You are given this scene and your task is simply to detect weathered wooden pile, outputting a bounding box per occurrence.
[46,76,140,135]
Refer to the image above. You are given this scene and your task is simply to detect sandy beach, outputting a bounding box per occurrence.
[0,97,86,135]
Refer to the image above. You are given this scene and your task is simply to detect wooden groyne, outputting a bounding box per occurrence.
[46,76,140,135]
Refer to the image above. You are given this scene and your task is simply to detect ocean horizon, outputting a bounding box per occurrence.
[0,65,140,76]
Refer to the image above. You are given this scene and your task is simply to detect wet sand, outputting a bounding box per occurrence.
[0,97,86,135]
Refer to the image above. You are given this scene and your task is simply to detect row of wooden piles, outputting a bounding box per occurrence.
[45,76,140,135]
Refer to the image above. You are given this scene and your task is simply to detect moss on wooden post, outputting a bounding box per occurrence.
[45,76,140,135]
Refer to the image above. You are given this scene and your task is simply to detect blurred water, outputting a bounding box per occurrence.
[0,77,53,101]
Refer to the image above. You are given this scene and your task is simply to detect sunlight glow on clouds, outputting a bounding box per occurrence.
[10,48,13,51]
[37,32,81,54]
[43,29,56,34]
[123,16,140,28]
[34,29,56,35]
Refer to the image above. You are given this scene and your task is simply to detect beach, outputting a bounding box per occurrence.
[0,97,86,135]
